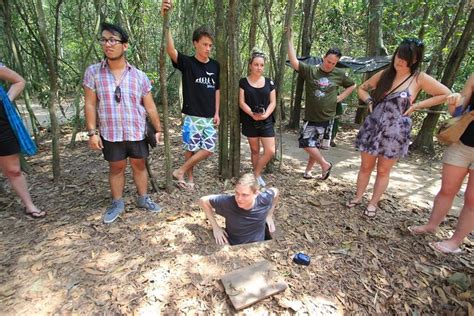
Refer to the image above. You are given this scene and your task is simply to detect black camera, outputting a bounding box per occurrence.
[252,104,266,114]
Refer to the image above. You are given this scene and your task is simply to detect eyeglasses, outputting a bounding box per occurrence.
[114,86,121,103]
[98,37,123,46]
[402,38,424,47]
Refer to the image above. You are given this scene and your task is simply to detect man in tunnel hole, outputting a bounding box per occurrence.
[199,173,279,246]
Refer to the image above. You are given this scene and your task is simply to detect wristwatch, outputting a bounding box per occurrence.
[87,129,99,137]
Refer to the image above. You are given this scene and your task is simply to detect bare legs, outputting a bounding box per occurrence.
[0,154,43,216]
[411,165,473,250]
[173,149,213,184]
[303,147,331,176]
[350,152,398,208]
[247,137,275,178]
[109,157,149,199]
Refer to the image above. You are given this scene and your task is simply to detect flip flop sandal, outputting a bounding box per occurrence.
[320,162,333,180]
[25,210,47,218]
[407,225,433,236]
[346,200,361,208]
[362,204,377,218]
[303,172,313,179]
[186,182,195,191]
[173,180,188,190]
[429,241,463,255]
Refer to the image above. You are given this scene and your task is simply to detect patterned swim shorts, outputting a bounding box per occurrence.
[298,120,334,149]
[182,115,217,152]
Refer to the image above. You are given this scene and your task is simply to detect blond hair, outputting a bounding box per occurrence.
[236,173,259,192]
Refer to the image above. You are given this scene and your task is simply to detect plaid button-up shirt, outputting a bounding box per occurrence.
[83,60,152,142]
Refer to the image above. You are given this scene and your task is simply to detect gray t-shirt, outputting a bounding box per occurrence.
[209,189,276,245]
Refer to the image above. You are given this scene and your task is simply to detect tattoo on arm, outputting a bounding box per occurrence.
[361,83,373,91]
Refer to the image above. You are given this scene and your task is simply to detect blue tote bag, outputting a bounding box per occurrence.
[1,86,37,156]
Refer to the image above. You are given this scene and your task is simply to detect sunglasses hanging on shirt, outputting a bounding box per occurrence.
[114,86,121,103]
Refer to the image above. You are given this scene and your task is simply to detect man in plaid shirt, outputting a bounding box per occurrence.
[84,22,162,224]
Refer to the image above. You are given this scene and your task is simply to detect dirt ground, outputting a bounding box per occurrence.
[0,121,472,315]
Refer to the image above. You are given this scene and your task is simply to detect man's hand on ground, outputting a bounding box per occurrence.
[266,217,275,233]
[213,226,229,245]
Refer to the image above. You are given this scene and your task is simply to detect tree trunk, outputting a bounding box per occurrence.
[417,1,430,40]
[412,8,473,153]
[228,0,241,177]
[160,12,173,193]
[215,0,230,178]
[35,0,61,181]
[248,0,259,55]
[354,0,387,125]
[425,0,466,76]
[288,0,318,129]
[263,0,277,78]
[1,0,40,144]
[269,0,295,171]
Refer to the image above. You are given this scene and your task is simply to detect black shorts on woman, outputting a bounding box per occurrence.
[0,99,20,156]
[239,77,275,138]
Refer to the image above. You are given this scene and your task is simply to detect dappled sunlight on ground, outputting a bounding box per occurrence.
[0,126,472,314]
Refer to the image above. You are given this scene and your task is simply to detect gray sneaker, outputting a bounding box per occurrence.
[137,195,162,213]
[103,199,125,224]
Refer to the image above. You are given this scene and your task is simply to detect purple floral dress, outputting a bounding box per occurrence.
[355,89,413,159]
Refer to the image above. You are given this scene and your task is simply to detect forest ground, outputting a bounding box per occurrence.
[0,117,472,315]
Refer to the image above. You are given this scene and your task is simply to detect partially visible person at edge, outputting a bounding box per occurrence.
[162,0,220,191]
[239,49,276,187]
[408,73,474,254]
[84,22,163,224]
[348,38,451,218]
[0,63,45,218]
[287,28,356,181]
[199,173,279,245]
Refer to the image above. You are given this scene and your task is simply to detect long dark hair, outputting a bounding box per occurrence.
[371,38,424,103]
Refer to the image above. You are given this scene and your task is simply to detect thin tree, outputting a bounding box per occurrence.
[354,0,387,124]
[412,7,473,153]
[160,9,173,192]
[35,0,62,181]
[288,0,318,129]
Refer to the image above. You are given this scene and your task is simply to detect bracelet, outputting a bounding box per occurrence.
[87,129,99,137]
[364,97,374,105]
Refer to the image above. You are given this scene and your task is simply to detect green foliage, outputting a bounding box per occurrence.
[0,0,470,119]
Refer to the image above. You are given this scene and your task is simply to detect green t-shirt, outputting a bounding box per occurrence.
[299,62,355,122]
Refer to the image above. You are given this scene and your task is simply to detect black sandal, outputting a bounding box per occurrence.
[362,204,377,218]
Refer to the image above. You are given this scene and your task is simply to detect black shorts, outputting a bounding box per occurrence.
[102,138,149,162]
[242,120,275,138]
[0,130,20,156]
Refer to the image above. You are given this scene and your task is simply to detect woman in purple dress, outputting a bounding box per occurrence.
[0,63,45,218]
[347,39,451,218]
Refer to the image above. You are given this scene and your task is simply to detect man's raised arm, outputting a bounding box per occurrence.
[161,0,178,63]
[287,28,299,71]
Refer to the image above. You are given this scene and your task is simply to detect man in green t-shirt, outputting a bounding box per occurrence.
[288,30,356,180]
